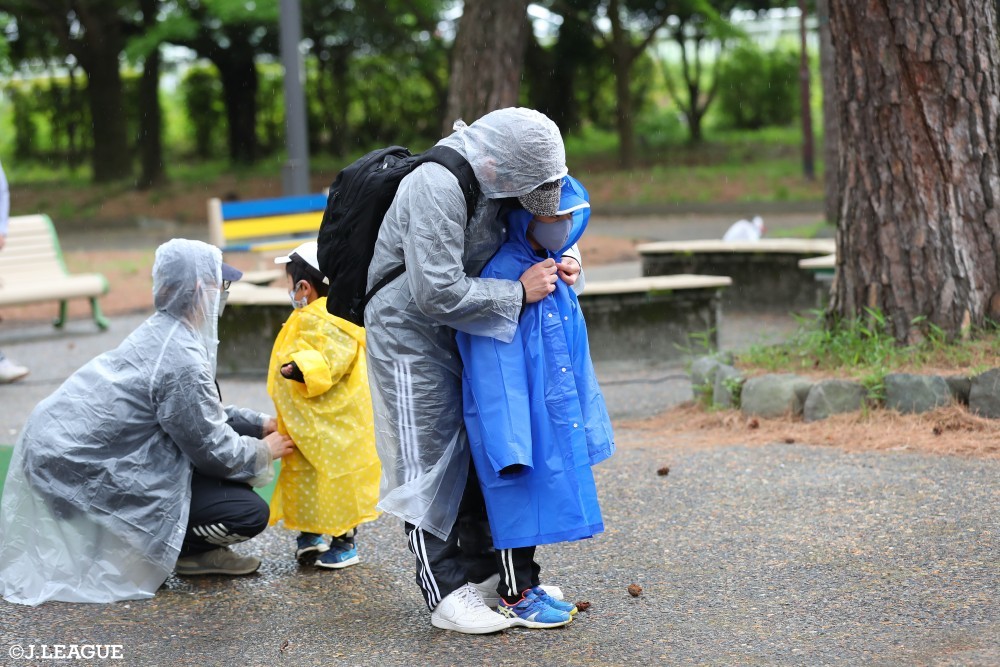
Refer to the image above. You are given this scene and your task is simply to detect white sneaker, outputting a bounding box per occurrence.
[0,358,29,384]
[175,547,261,576]
[431,584,511,634]
[471,574,565,606]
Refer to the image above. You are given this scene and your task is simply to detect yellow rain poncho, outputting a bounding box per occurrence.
[266,297,380,536]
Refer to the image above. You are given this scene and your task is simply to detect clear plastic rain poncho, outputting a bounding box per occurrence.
[364,108,567,540]
[0,239,273,605]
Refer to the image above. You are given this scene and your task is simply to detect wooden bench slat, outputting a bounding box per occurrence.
[0,274,108,305]
[637,239,836,255]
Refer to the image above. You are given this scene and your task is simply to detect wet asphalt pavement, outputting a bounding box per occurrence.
[1,311,997,666]
[1,212,997,665]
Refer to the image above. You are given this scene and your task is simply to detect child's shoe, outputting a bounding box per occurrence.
[295,533,329,560]
[530,586,578,615]
[497,589,572,628]
[316,537,359,569]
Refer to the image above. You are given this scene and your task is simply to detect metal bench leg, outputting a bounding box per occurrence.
[90,297,110,330]
[54,300,68,328]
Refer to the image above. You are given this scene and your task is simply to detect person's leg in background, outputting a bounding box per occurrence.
[174,471,269,576]
[0,349,28,384]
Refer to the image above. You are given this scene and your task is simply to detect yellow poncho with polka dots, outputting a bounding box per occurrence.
[266,297,380,536]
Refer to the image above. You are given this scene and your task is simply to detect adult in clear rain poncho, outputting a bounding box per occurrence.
[364,107,581,634]
[0,239,293,606]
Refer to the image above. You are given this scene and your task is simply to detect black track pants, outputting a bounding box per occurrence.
[180,471,269,557]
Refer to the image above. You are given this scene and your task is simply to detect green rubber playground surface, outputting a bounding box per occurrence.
[0,444,11,495]
[0,445,278,503]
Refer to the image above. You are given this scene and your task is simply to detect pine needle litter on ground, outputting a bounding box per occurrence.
[617,402,1000,460]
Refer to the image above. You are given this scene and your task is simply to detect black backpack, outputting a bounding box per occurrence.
[316,145,479,325]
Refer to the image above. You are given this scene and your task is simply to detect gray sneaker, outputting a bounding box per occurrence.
[175,547,261,576]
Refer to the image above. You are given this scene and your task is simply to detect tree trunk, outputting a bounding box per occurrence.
[137,0,165,189]
[442,0,531,134]
[612,53,636,168]
[827,0,1000,343]
[798,0,815,180]
[86,51,132,182]
[216,58,260,164]
[816,0,840,225]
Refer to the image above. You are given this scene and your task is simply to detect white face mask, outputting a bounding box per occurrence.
[288,282,309,310]
[529,218,573,252]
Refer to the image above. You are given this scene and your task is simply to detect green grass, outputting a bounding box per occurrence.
[737,308,1000,398]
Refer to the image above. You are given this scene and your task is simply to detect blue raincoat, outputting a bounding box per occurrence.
[456,176,614,550]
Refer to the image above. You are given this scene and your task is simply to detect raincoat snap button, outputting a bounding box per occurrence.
[547,313,553,318]
[573,423,579,428]
[561,367,567,372]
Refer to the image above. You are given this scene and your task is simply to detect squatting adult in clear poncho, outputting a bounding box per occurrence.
[364,107,580,633]
[0,239,293,606]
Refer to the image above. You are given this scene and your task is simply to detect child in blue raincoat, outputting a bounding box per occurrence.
[456,175,615,629]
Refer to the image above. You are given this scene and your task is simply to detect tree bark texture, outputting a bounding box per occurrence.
[827,0,1000,342]
[137,0,165,189]
[442,0,531,135]
[216,59,260,164]
[816,0,841,224]
[68,2,131,182]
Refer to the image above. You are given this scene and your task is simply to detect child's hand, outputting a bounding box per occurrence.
[263,417,278,435]
[557,256,581,286]
[280,361,305,383]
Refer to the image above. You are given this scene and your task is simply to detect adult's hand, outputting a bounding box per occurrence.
[262,417,278,436]
[518,258,558,303]
[557,256,581,287]
[265,432,294,460]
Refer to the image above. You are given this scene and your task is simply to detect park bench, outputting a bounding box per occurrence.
[0,214,110,329]
[207,192,328,283]
[637,238,836,313]
[214,275,732,374]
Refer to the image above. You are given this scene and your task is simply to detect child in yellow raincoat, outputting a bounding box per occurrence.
[266,241,380,568]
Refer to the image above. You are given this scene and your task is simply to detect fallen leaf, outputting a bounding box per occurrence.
[747,418,760,430]
[932,425,942,436]
[783,437,795,444]
[575,601,591,612]
[279,639,289,654]
[656,466,670,476]
[627,583,642,597]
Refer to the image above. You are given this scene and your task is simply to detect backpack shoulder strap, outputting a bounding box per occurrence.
[414,145,480,220]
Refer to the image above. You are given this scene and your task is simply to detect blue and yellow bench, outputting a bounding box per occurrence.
[207,193,328,256]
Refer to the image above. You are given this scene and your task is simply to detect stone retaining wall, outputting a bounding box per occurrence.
[691,356,1000,420]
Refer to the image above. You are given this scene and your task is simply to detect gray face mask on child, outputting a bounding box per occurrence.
[529,218,572,253]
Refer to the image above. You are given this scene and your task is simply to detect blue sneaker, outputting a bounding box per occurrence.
[295,533,329,560]
[531,586,578,615]
[316,539,359,569]
[497,590,572,628]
